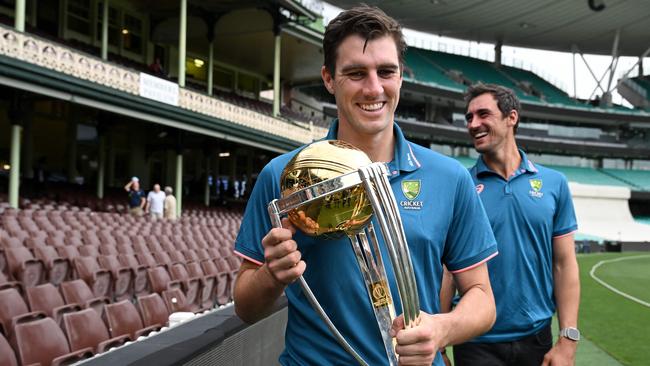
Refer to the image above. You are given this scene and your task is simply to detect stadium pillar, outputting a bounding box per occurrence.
[176,153,183,217]
[8,124,22,209]
[494,40,502,67]
[273,31,281,117]
[14,0,25,32]
[572,51,577,98]
[207,41,214,96]
[639,58,644,76]
[101,0,109,60]
[21,117,33,181]
[178,0,187,88]
[204,155,210,207]
[97,135,106,199]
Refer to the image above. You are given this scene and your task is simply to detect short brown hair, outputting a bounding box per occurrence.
[323,5,406,76]
[464,83,521,132]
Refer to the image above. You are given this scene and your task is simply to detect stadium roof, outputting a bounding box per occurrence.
[325,0,650,57]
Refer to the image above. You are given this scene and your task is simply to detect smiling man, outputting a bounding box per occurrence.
[233,6,498,365]
[445,83,580,366]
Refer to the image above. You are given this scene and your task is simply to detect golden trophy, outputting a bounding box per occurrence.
[267,140,420,366]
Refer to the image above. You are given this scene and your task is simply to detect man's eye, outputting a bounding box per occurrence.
[347,72,364,79]
[378,69,396,77]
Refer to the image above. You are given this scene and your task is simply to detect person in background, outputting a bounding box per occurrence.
[442,83,580,366]
[124,177,145,216]
[163,186,177,220]
[145,183,165,220]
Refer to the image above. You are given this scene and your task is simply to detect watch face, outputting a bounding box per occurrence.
[567,328,580,340]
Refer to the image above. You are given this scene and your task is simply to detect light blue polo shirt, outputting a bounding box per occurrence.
[235,120,497,365]
[469,149,577,342]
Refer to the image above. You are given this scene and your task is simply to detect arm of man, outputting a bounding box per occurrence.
[392,263,495,366]
[234,218,306,324]
[543,234,580,366]
[124,181,132,192]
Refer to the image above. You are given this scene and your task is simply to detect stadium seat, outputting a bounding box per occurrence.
[201,259,231,305]
[12,316,93,366]
[0,331,18,366]
[5,246,45,287]
[62,308,129,353]
[79,244,101,257]
[25,283,81,325]
[0,288,46,337]
[118,254,148,296]
[137,293,169,328]
[59,279,110,316]
[97,255,133,301]
[147,266,181,294]
[103,300,160,340]
[169,263,201,311]
[57,245,81,260]
[74,256,112,297]
[162,287,191,313]
[33,245,71,285]
[99,244,119,256]
[187,261,216,309]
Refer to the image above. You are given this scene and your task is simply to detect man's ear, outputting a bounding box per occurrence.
[321,65,335,95]
[508,110,518,128]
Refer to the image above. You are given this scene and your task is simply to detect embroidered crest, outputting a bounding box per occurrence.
[529,179,543,192]
[401,180,421,201]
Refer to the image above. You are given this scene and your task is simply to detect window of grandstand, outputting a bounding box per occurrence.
[185,56,207,82]
[95,2,119,47]
[67,0,91,36]
[122,13,143,55]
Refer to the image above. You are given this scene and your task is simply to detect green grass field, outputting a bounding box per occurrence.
[577,252,650,366]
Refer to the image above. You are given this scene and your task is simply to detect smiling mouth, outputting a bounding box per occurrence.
[473,131,488,140]
[358,102,385,112]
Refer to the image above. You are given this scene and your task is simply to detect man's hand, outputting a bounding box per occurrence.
[390,311,449,366]
[542,337,577,366]
[261,217,306,285]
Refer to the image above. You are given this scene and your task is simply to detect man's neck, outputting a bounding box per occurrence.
[337,124,395,163]
[482,140,521,180]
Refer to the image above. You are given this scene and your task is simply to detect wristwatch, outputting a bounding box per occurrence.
[559,327,581,341]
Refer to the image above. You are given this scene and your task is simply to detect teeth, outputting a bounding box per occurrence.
[475,132,488,138]
[359,102,383,111]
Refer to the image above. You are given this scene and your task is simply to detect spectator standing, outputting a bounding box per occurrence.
[164,186,177,220]
[124,177,146,216]
[146,184,166,220]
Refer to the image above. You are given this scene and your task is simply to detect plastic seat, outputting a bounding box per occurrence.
[74,256,112,297]
[136,252,158,268]
[137,293,169,328]
[97,255,133,301]
[118,254,148,295]
[186,261,216,309]
[104,300,160,340]
[0,288,45,338]
[25,283,81,325]
[79,245,100,257]
[62,308,128,353]
[5,247,45,287]
[161,287,191,313]
[12,316,93,366]
[169,263,201,311]
[0,331,18,366]
[57,245,81,261]
[99,244,119,256]
[147,266,181,294]
[201,259,230,305]
[59,280,110,316]
[33,245,71,285]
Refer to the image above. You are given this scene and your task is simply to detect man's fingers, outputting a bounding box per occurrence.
[264,239,298,262]
[390,314,405,337]
[273,260,306,284]
[281,217,297,235]
[267,250,302,271]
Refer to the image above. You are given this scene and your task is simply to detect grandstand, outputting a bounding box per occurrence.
[0,0,649,365]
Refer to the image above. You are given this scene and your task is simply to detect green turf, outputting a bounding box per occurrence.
[591,255,650,304]
[577,252,650,366]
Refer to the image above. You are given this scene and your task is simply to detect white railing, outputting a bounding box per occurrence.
[0,24,326,145]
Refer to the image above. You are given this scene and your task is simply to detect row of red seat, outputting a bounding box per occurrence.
[0,282,190,366]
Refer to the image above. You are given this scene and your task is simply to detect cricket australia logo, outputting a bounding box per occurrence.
[529,178,544,198]
[400,180,423,210]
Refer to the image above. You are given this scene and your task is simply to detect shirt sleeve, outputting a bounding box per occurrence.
[552,175,578,237]
[443,167,498,273]
[234,163,280,264]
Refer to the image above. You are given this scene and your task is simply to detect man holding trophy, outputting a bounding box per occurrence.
[233,5,499,365]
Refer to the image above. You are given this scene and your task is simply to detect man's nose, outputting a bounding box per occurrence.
[363,72,383,97]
